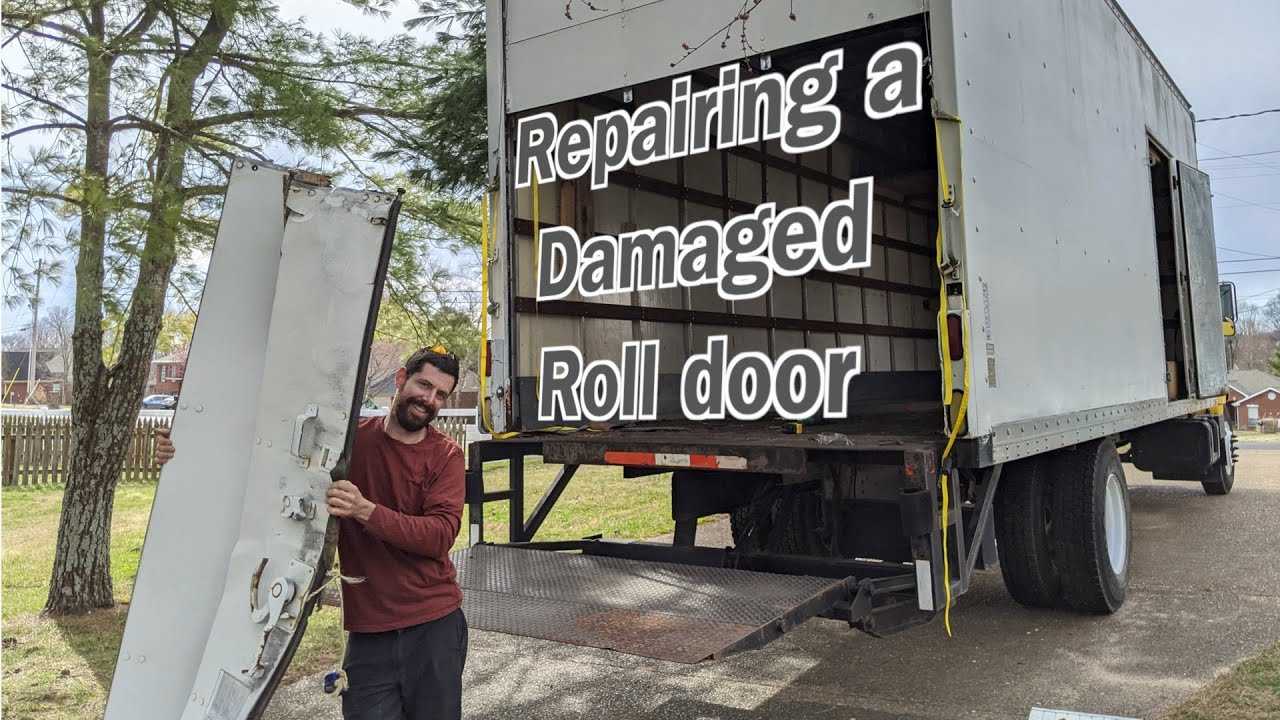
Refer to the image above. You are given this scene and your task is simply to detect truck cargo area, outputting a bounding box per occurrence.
[506,16,944,437]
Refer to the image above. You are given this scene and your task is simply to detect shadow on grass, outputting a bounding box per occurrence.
[50,603,129,693]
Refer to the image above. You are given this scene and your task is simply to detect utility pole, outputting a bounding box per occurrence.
[25,259,43,404]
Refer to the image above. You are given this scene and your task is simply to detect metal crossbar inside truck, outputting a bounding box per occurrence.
[459,0,1239,662]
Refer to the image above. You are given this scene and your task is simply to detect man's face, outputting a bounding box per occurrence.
[392,362,456,432]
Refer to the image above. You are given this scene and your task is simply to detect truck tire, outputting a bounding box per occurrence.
[730,488,823,555]
[994,456,1060,608]
[1201,461,1234,495]
[1202,428,1235,496]
[729,505,762,550]
[1050,439,1130,613]
[730,495,789,552]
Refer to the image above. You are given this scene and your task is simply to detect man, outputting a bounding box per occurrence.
[157,347,468,720]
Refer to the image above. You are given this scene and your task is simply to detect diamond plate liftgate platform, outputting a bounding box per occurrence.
[452,545,853,663]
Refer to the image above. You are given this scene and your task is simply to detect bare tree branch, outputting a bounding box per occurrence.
[1,23,88,50]
[109,1,162,54]
[1,13,89,44]
[180,183,226,198]
[192,104,429,130]
[4,185,83,206]
[2,122,85,139]
[2,82,88,124]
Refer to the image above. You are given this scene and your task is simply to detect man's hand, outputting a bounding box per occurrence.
[155,427,174,466]
[327,480,376,522]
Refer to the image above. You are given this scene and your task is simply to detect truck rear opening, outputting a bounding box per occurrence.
[504,16,944,442]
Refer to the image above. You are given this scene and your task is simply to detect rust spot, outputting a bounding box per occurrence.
[572,608,752,663]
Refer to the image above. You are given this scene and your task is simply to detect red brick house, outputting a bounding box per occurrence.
[147,353,187,396]
[1226,369,1280,430]
[1,350,69,405]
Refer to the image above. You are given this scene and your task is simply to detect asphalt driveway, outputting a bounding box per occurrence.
[266,448,1280,720]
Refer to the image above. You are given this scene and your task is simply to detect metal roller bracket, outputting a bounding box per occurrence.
[250,576,296,631]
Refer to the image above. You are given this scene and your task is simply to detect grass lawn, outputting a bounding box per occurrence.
[1,459,673,719]
[1161,641,1280,720]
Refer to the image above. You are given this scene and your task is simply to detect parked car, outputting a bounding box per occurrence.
[359,404,388,417]
[142,394,177,409]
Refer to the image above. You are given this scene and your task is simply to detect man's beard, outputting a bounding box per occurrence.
[393,396,436,432]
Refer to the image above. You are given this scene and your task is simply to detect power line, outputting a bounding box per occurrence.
[1219,256,1280,264]
[1212,191,1280,213]
[1240,287,1279,299]
[1200,149,1280,161]
[1212,172,1280,181]
[1219,245,1280,259]
[1196,108,1280,123]
[1220,268,1280,276]
[1198,140,1280,175]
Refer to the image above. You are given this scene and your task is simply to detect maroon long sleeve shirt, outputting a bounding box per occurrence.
[338,417,465,633]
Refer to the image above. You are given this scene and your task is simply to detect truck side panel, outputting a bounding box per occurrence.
[501,0,931,113]
[949,0,1201,438]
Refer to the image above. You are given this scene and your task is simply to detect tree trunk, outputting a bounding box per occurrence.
[44,401,135,612]
[45,0,239,615]
[47,2,116,616]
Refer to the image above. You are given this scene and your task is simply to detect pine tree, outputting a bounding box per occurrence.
[4,0,473,613]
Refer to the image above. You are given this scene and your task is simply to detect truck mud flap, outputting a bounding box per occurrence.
[453,544,855,663]
[105,161,398,720]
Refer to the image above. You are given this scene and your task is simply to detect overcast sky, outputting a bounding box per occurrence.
[3,0,1278,330]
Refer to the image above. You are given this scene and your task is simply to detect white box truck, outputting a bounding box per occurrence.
[459,0,1240,662]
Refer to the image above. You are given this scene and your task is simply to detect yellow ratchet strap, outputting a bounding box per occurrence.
[933,114,970,638]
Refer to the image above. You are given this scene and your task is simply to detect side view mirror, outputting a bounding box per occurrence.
[1220,281,1238,324]
[1220,282,1237,371]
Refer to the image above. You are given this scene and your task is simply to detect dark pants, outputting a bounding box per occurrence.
[341,608,467,720]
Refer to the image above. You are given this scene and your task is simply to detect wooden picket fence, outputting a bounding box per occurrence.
[1,409,480,488]
[434,408,478,454]
[1,415,171,487]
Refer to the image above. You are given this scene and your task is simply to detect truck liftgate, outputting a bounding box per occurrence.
[453,544,857,663]
[453,430,1004,662]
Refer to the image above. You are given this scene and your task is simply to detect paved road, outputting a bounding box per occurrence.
[266,450,1280,720]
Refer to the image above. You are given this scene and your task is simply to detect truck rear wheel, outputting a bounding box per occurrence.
[1202,425,1235,496]
[1051,439,1130,613]
[730,487,824,555]
[994,456,1060,608]
[1201,461,1234,495]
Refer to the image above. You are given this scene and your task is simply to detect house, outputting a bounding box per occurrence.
[1,350,68,405]
[147,353,187,396]
[1226,369,1280,430]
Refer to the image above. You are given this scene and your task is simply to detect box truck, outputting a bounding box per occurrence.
[459,0,1239,662]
